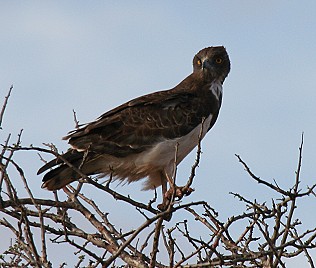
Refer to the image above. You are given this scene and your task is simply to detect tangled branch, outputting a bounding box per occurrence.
[0,88,315,267]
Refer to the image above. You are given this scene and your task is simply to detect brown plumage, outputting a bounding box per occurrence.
[38,46,230,196]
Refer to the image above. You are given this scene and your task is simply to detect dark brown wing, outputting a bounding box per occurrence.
[38,78,221,177]
[62,82,221,158]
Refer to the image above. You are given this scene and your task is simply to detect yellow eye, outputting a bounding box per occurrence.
[197,59,201,65]
[216,58,223,64]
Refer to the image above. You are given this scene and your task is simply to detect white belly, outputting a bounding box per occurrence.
[134,113,213,173]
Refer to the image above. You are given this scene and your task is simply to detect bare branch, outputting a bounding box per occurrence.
[1,105,315,267]
[72,109,80,129]
[0,85,13,129]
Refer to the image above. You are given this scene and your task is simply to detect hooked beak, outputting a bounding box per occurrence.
[202,59,212,70]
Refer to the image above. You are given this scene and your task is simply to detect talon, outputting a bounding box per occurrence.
[175,187,183,198]
[164,186,195,201]
[182,186,194,196]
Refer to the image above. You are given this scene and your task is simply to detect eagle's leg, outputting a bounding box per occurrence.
[161,175,168,199]
[157,172,170,211]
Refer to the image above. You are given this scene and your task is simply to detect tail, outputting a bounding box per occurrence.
[38,149,86,190]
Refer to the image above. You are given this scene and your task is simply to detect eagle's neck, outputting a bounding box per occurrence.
[172,73,223,102]
[209,80,223,101]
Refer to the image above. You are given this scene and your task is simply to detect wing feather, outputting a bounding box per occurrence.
[63,84,220,158]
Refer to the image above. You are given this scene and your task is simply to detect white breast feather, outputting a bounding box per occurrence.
[209,80,222,101]
[133,112,213,178]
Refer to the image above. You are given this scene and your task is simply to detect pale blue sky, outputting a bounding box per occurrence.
[1,2,316,266]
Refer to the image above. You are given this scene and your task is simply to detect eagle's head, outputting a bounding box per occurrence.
[193,46,230,83]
